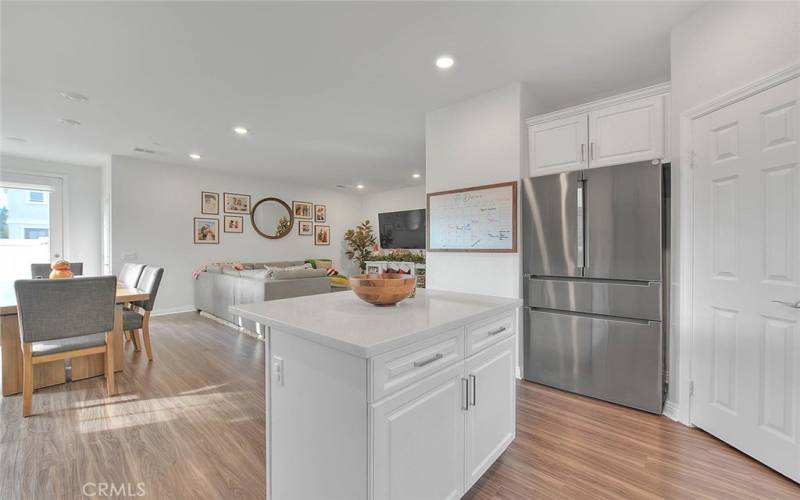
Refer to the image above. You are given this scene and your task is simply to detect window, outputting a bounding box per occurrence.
[24,228,49,239]
[27,190,45,204]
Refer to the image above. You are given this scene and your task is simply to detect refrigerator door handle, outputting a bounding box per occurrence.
[577,180,585,269]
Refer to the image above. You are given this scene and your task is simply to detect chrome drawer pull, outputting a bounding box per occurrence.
[487,326,507,336]
[461,377,469,411]
[413,353,443,367]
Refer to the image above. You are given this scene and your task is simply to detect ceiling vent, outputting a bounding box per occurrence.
[131,146,160,155]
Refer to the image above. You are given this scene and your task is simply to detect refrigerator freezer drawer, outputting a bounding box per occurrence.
[526,278,662,321]
[524,309,664,413]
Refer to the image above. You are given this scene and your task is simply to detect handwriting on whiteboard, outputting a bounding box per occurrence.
[428,184,515,251]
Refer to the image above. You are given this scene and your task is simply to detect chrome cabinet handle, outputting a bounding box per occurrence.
[577,180,585,269]
[590,142,596,160]
[413,353,443,367]
[580,143,585,162]
[772,299,800,309]
[469,374,476,406]
[487,326,507,336]
[461,377,469,410]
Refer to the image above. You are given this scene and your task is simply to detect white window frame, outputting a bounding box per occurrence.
[0,171,66,260]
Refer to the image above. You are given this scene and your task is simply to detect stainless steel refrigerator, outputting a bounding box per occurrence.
[522,160,668,413]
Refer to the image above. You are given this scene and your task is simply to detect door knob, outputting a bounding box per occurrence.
[772,299,800,309]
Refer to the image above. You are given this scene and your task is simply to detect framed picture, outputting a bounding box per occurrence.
[292,201,313,219]
[201,191,219,215]
[224,215,243,233]
[224,192,251,214]
[314,204,327,222]
[298,220,313,236]
[314,224,330,246]
[193,217,219,244]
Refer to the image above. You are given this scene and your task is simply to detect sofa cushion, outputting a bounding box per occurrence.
[221,267,243,276]
[272,268,327,280]
[206,265,224,274]
[239,269,270,280]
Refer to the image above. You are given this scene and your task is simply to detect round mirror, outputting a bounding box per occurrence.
[251,197,293,239]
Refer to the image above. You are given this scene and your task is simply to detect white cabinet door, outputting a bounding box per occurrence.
[692,77,800,482]
[371,362,466,500]
[528,113,589,176]
[588,95,664,168]
[464,336,516,490]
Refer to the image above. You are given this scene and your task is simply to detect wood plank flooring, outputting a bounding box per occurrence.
[1,312,797,499]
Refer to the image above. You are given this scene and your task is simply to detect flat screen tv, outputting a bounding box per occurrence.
[378,209,426,249]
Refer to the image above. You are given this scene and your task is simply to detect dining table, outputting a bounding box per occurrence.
[0,280,150,396]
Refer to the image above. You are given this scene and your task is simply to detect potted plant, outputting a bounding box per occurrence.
[344,220,377,272]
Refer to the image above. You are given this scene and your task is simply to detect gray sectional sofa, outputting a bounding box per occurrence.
[194,260,330,333]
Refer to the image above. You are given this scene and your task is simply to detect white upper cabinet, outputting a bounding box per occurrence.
[588,95,664,168]
[528,113,589,176]
[526,84,669,176]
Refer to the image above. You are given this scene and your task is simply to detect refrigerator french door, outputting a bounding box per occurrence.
[522,161,666,413]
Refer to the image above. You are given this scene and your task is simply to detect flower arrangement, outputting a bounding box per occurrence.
[364,249,425,264]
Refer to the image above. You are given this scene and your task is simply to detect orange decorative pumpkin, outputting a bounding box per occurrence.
[49,260,74,279]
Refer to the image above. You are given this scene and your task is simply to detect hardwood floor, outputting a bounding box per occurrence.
[0,313,266,499]
[466,382,800,500]
[1,312,797,499]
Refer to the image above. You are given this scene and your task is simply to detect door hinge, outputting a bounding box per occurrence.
[689,381,695,397]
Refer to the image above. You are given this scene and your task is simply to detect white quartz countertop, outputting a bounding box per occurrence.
[231,289,522,358]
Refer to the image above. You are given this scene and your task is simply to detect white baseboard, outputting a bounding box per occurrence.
[663,400,680,421]
[151,305,197,317]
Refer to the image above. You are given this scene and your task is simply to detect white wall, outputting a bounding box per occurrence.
[110,155,363,313]
[361,185,426,249]
[424,82,539,298]
[0,154,103,275]
[668,1,800,414]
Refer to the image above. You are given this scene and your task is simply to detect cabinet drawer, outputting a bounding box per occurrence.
[466,312,515,356]
[369,327,465,402]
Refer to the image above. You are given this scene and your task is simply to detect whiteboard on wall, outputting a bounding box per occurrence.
[426,181,518,252]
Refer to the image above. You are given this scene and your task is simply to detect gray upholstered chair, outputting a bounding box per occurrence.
[31,262,84,278]
[123,266,164,361]
[118,263,146,288]
[14,276,117,416]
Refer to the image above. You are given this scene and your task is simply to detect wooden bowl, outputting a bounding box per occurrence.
[349,273,417,306]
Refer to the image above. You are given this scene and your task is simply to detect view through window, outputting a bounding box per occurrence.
[0,186,52,281]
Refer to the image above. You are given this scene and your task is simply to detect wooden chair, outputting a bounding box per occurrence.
[31,262,84,278]
[14,276,117,417]
[123,266,164,361]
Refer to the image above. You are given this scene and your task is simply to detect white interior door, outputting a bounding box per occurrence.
[692,76,800,482]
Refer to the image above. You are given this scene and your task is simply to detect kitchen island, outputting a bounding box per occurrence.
[232,288,522,500]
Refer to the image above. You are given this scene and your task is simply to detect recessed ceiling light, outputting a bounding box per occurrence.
[59,118,81,126]
[356,184,365,189]
[6,137,27,143]
[60,91,88,102]
[435,55,455,70]
[233,126,249,135]
[189,153,202,160]
[412,173,421,179]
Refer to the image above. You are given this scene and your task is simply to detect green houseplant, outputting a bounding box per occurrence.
[344,220,377,272]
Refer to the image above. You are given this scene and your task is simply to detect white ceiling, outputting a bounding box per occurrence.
[1,1,702,192]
